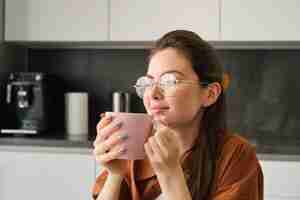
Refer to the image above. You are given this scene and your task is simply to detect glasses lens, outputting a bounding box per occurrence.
[134,76,153,98]
[134,73,179,98]
[159,73,177,96]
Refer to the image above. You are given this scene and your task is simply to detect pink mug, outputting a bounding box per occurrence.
[105,112,153,160]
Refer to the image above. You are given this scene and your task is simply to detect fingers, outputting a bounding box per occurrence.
[145,126,180,167]
[95,119,123,143]
[95,146,127,163]
[96,114,112,141]
[165,131,180,149]
[144,140,154,160]
[148,137,162,157]
[93,132,128,154]
[152,135,169,157]
[99,122,122,142]
[145,135,167,163]
[156,127,178,150]
[96,114,113,131]
[94,113,129,164]
[93,131,128,164]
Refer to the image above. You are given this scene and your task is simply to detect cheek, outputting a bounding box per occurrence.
[173,95,201,114]
[169,91,202,118]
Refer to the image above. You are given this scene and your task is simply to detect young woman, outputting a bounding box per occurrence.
[92,30,263,200]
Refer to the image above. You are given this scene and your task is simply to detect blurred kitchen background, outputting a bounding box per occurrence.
[0,0,300,200]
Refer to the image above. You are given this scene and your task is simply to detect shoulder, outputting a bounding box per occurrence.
[211,132,264,199]
[218,133,257,161]
[215,132,262,187]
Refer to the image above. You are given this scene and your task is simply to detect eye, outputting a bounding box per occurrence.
[160,73,177,86]
[134,76,153,98]
[136,76,153,87]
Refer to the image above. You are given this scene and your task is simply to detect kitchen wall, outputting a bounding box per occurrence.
[27,49,148,138]
[23,48,300,152]
[220,50,300,154]
[1,46,299,152]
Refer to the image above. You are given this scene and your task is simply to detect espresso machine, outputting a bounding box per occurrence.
[1,72,64,135]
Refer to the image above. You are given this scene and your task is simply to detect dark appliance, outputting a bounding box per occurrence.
[1,72,64,135]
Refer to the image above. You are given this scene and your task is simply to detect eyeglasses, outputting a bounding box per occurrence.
[133,73,209,98]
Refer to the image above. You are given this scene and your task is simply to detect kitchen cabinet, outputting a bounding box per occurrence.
[5,0,300,42]
[110,0,220,41]
[5,0,219,42]
[260,159,300,200]
[5,0,109,41]
[0,0,3,42]
[221,0,300,41]
[0,148,95,200]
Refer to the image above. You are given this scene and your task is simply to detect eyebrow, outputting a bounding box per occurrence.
[146,70,185,78]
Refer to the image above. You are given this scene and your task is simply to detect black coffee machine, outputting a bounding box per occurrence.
[1,72,64,135]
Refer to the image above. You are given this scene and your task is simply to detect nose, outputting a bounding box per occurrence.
[148,84,163,100]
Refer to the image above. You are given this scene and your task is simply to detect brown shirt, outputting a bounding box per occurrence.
[92,134,263,200]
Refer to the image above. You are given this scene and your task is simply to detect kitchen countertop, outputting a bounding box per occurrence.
[0,133,93,151]
[0,134,93,154]
[1,134,300,161]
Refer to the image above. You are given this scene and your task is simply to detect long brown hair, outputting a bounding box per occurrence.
[149,30,227,200]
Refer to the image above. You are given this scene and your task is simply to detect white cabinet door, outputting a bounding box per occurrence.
[5,0,109,41]
[260,160,300,200]
[222,0,300,41]
[110,0,220,41]
[0,0,3,42]
[0,150,95,200]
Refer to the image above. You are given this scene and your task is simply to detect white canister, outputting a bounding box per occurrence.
[65,92,88,140]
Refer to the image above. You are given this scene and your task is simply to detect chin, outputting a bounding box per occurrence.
[153,113,180,128]
[147,111,167,123]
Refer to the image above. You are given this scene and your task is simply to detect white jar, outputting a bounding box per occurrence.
[65,92,88,140]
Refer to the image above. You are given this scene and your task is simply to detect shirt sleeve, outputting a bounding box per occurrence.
[211,138,264,200]
[91,170,131,200]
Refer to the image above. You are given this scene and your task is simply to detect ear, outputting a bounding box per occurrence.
[202,82,222,108]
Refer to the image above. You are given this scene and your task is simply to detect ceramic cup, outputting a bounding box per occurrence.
[105,112,153,160]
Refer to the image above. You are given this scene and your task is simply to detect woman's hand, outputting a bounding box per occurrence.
[145,122,192,200]
[144,122,181,178]
[93,114,128,177]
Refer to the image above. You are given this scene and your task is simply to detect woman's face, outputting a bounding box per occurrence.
[143,48,207,128]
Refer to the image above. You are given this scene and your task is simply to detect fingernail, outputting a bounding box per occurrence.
[118,132,128,140]
[106,115,113,121]
[115,121,123,128]
[119,147,127,153]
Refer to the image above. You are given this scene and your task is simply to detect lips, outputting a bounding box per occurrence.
[150,106,169,114]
